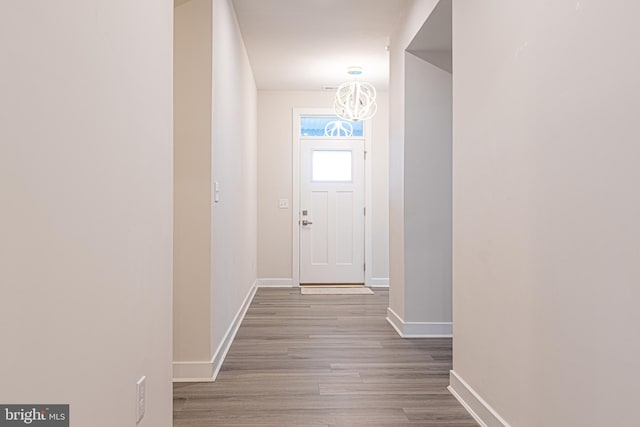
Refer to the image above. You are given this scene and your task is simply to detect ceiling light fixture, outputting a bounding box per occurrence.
[333,67,377,122]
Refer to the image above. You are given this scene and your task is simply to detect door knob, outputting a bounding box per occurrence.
[302,220,313,226]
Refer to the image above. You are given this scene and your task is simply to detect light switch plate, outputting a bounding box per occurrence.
[279,199,289,209]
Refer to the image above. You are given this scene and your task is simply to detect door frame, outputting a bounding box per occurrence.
[292,108,374,287]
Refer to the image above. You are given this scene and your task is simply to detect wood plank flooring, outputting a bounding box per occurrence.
[173,288,477,427]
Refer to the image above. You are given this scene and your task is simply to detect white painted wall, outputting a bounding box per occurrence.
[388,0,448,332]
[403,52,452,323]
[257,91,389,283]
[451,1,640,425]
[210,0,258,360]
[371,93,391,281]
[0,1,173,426]
[173,0,257,381]
[174,0,213,365]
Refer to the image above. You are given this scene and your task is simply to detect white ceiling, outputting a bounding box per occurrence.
[232,0,409,90]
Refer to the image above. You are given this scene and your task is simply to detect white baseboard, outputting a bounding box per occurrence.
[368,277,389,287]
[256,278,296,287]
[173,280,258,382]
[386,307,405,336]
[448,370,511,427]
[210,281,258,380]
[172,360,215,383]
[386,307,453,337]
[257,278,389,288]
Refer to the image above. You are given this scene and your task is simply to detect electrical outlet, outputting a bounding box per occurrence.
[136,376,146,424]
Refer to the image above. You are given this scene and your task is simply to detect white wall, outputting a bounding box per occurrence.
[371,93,391,281]
[403,52,452,323]
[388,0,448,333]
[210,0,258,363]
[174,0,213,365]
[173,0,257,381]
[451,1,640,425]
[257,91,389,284]
[0,1,173,426]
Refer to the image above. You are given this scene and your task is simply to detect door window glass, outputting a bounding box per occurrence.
[312,150,352,182]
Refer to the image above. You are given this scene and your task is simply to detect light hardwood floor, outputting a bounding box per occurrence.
[173,288,477,427]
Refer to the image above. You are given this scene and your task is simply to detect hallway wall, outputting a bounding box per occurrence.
[257,91,389,284]
[210,0,258,363]
[388,0,445,333]
[173,0,257,381]
[0,1,174,426]
[451,1,640,425]
[403,52,452,324]
[174,0,213,367]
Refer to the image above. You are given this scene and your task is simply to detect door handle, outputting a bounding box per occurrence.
[302,220,313,226]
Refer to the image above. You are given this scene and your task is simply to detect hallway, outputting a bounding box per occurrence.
[173,288,477,426]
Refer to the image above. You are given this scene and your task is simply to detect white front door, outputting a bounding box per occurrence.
[299,139,365,284]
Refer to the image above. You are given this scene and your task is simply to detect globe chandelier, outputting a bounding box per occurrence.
[334,67,377,122]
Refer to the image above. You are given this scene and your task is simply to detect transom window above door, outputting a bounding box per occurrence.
[300,116,364,137]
